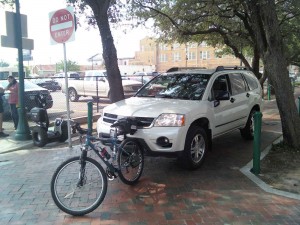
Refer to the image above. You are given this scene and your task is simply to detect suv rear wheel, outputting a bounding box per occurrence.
[179,126,208,170]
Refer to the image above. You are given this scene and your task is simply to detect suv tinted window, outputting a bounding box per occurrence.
[211,75,229,100]
[243,72,258,90]
[229,73,246,95]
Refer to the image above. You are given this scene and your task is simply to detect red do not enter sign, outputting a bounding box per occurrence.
[49,7,75,44]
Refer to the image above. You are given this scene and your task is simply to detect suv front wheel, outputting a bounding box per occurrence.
[179,126,208,170]
[240,110,256,140]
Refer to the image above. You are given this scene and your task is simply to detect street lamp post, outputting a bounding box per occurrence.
[14,0,31,140]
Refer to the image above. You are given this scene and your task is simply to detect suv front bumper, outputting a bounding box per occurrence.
[97,119,188,153]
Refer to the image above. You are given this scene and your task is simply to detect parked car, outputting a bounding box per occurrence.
[61,70,143,102]
[289,73,297,82]
[130,72,155,84]
[0,80,53,120]
[29,78,61,91]
[97,66,263,169]
[52,72,81,80]
[52,72,81,89]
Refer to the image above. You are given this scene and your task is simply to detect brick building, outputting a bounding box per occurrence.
[130,37,242,73]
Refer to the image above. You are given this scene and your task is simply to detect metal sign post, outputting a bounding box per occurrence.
[63,42,72,149]
[49,6,75,149]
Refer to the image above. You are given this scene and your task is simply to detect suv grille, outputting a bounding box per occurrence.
[103,113,155,128]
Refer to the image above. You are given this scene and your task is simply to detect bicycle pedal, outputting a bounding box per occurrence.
[106,168,117,180]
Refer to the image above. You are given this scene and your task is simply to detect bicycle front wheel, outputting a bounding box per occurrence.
[50,156,107,216]
[118,139,144,185]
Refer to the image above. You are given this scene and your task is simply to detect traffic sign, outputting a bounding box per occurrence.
[1,11,34,50]
[49,6,75,45]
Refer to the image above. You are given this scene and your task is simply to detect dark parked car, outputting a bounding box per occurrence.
[0,80,53,120]
[30,78,61,91]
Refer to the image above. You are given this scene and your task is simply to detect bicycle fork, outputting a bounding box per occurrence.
[78,148,88,187]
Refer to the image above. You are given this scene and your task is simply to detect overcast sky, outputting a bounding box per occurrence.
[0,0,151,66]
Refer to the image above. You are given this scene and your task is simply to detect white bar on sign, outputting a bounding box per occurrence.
[51,21,73,31]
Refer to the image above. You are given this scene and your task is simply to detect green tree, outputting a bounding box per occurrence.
[129,0,300,80]
[2,0,125,103]
[56,60,80,72]
[279,1,300,67]
[0,0,14,6]
[67,0,125,102]
[128,0,300,148]
[247,0,300,147]
[0,60,9,67]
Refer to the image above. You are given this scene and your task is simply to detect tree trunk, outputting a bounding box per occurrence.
[247,0,300,147]
[251,46,261,79]
[88,0,124,103]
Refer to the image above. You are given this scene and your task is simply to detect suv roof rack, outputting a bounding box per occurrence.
[216,66,248,72]
[166,67,207,72]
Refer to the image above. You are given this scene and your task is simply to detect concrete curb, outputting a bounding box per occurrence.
[0,141,34,155]
[240,135,300,200]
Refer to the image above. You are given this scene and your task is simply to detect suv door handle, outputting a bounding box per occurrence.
[246,93,250,97]
[230,97,235,103]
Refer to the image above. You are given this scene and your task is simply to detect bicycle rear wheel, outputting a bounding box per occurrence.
[51,156,107,216]
[117,139,144,185]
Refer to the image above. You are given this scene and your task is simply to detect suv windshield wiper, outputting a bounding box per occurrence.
[155,94,174,98]
[136,94,155,97]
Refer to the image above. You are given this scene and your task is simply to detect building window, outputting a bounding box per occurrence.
[172,43,180,49]
[173,52,181,61]
[200,42,208,47]
[159,43,168,50]
[159,54,168,62]
[187,43,197,49]
[146,44,153,51]
[187,51,196,60]
[200,51,210,59]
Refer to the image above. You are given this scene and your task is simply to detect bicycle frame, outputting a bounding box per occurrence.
[79,129,120,179]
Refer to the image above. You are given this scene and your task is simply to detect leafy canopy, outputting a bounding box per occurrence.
[127,0,300,67]
[56,60,80,72]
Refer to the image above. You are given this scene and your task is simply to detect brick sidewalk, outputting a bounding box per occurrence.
[0,87,299,225]
[0,109,300,224]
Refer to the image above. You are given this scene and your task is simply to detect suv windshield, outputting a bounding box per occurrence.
[136,73,211,100]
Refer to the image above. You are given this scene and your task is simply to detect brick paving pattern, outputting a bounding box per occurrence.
[1,127,300,225]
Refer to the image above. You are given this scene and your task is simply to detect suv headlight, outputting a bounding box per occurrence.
[154,114,185,127]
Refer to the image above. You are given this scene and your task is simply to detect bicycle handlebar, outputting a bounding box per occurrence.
[72,123,114,143]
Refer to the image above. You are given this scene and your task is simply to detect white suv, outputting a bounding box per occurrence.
[97,66,263,169]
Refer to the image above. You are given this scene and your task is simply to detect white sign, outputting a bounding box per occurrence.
[49,6,75,45]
